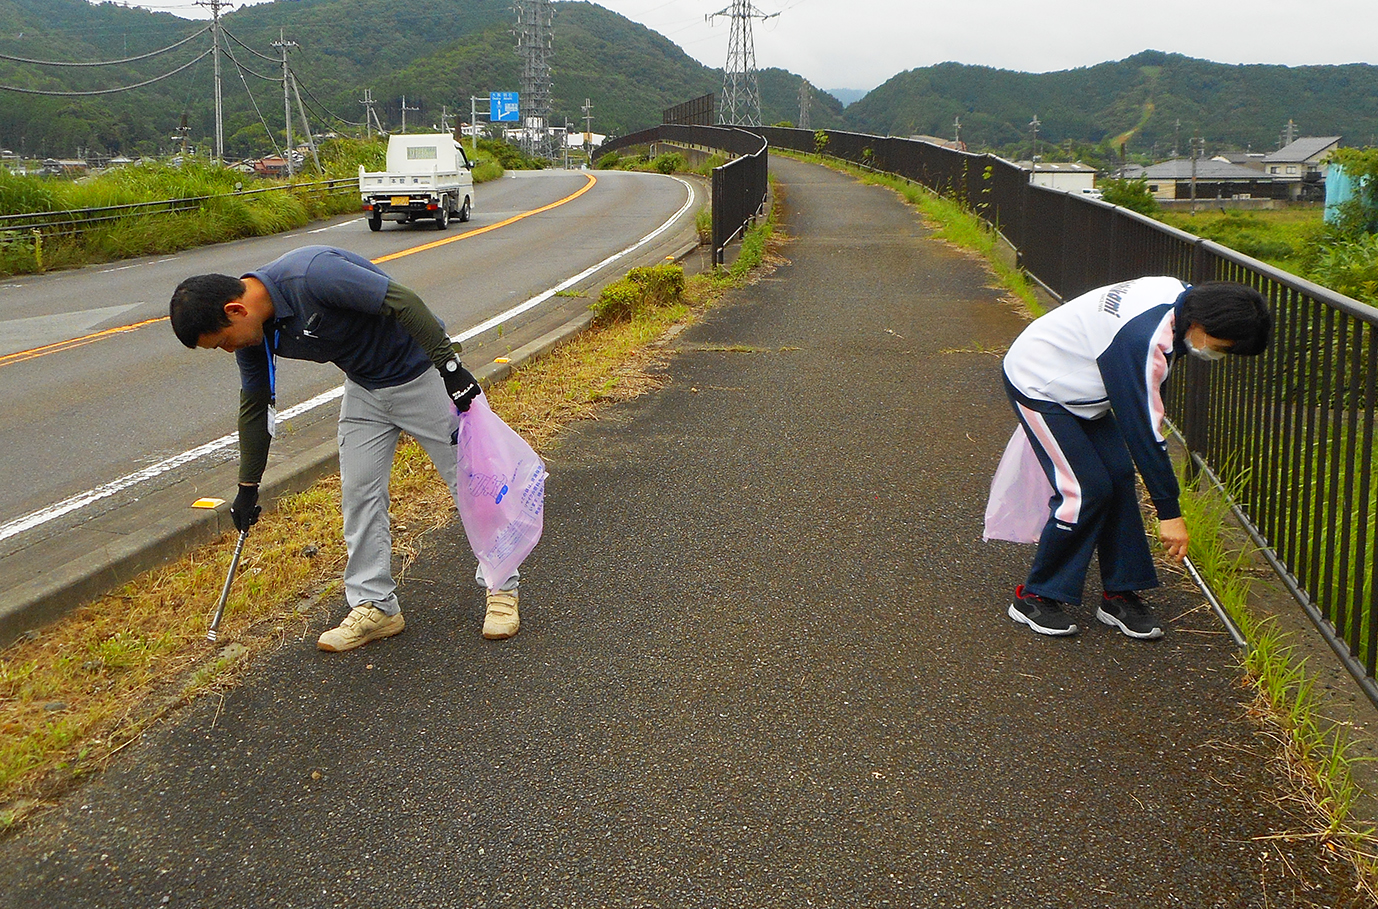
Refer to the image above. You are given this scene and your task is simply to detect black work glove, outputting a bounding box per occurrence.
[440,357,480,413]
[231,484,261,532]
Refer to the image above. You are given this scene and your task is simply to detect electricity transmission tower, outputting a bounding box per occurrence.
[708,1,779,126]
[514,0,555,159]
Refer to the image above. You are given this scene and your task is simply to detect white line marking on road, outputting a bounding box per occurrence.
[0,177,697,544]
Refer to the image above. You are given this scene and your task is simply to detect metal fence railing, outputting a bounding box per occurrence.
[597,125,770,265]
[0,177,357,241]
[756,126,1378,707]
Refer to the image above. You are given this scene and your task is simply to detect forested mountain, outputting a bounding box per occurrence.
[846,51,1378,157]
[2,3,1373,163]
[0,0,845,159]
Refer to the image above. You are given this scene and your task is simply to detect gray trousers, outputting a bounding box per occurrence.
[338,370,518,616]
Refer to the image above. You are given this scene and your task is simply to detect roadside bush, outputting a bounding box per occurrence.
[1099,177,1158,215]
[478,138,546,171]
[1310,233,1378,305]
[595,151,621,169]
[651,152,685,174]
[472,160,504,183]
[590,264,686,322]
[628,263,685,304]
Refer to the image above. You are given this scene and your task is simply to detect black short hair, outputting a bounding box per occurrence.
[1180,282,1273,356]
[169,274,245,348]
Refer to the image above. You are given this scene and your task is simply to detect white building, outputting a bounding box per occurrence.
[1021,161,1097,193]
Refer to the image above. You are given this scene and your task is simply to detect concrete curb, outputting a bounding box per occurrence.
[0,239,703,646]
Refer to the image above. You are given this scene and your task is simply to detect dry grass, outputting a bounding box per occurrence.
[0,215,780,832]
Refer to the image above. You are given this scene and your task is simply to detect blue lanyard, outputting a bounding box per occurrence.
[265,329,279,402]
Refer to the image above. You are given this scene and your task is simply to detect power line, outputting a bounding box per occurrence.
[0,48,212,96]
[0,26,210,66]
[221,26,287,64]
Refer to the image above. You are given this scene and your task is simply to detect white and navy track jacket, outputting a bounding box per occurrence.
[1003,276,1186,520]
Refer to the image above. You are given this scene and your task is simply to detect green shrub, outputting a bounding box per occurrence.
[595,151,621,169]
[590,277,643,322]
[1100,177,1159,215]
[628,263,685,304]
[590,264,686,322]
[472,161,504,183]
[651,152,685,175]
[1310,233,1378,305]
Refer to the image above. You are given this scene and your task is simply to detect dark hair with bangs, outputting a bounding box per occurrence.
[1180,282,1272,356]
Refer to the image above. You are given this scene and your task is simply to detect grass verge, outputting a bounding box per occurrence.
[0,198,779,834]
[1176,468,1378,899]
[795,145,1378,897]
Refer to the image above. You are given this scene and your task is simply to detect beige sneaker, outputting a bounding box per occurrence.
[317,603,405,652]
[482,589,520,640]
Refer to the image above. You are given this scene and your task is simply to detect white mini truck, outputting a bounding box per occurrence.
[359,133,474,231]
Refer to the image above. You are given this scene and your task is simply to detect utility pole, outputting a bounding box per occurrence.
[798,81,811,130]
[400,96,418,134]
[1028,114,1040,167]
[708,1,779,126]
[581,97,593,158]
[953,116,961,147]
[1172,119,1181,158]
[273,30,297,176]
[1190,135,1204,213]
[196,0,226,162]
[360,89,383,138]
[514,0,555,159]
[291,69,320,172]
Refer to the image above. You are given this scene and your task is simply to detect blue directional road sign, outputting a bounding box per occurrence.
[490,92,520,123]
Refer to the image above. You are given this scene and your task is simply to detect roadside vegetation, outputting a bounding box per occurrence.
[594,148,728,178]
[1176,470,1378,900]
[0,198,779,834]
[0,137,518,279]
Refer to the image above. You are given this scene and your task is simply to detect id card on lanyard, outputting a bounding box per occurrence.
[265,330,279,439]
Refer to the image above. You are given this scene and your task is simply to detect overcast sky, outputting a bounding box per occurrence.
[151,0,1378,93]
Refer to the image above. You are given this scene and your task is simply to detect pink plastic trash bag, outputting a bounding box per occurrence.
[454,392,548,589]
[983,426,1053,544]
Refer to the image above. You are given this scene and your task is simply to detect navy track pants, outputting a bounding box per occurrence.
[1004,376,1159,605]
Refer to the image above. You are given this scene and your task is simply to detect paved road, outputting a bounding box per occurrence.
[0,169,700,638]
[0,158,1358,907]
[0,169,695,529]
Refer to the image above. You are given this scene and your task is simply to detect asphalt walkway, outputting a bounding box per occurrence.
[0,157,1360,908]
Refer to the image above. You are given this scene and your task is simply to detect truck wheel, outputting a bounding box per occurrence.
[434,205,449,230]
[368,212,382,231]
[458,197,471,223]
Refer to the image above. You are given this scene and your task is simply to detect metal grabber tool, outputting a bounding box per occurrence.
[207,527,250,643]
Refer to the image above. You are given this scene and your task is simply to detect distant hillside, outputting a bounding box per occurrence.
[0,0,845,158]
[826,88,868,107]
[843,51,1378,155]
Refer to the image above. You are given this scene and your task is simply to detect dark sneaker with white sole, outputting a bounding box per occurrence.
[1008,584,1079,636]
[1096,591,1164,639]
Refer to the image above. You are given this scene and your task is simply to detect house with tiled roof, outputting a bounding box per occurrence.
[1115,159,1283,201]
[1263,136,1342,200]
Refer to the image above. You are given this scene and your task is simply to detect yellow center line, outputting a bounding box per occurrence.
[371,172,596,264]
[0,317,170,368]
[0,172,599,369]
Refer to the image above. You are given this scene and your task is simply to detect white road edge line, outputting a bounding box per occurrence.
[0,177,697,544]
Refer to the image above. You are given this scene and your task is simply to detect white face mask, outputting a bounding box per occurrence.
[1184,336,1227,362]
